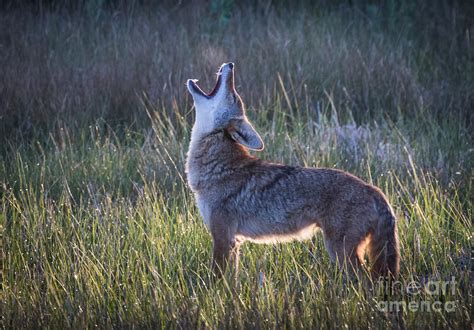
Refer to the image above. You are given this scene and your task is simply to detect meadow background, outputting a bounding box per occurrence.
[1,0,472,328]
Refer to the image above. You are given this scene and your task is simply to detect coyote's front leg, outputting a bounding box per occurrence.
[211,237,240,277]
[210,216,240,277]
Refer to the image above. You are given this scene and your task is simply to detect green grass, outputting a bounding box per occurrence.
[1,1,473,328]
[2,103,472,327]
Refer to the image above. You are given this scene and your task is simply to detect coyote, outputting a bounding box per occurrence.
[186,63,400,278]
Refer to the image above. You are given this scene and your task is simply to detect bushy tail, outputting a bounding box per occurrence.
[368,197,400,278]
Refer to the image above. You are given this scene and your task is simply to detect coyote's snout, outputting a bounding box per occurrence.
[186,63,400,278]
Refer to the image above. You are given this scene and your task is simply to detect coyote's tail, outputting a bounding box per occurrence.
[368,197,400,278]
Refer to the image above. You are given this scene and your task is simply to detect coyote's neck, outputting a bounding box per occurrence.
[186,129,253,192]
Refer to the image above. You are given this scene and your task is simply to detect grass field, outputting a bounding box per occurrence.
[1,1,473,328]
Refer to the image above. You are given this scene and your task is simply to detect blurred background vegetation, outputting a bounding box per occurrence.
[0,0,472,141]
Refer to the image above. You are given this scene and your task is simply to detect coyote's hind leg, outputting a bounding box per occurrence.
[323,232,367,275]
[323,233,337,262]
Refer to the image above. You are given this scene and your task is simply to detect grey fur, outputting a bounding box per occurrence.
[186,63,400,278]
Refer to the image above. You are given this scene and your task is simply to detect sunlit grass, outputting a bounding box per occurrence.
[2,100,471,327]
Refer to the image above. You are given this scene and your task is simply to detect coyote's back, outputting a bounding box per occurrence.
[186,63,400,278]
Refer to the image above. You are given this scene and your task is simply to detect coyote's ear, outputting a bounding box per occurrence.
[228,119,264,151]
[186,79,208,102]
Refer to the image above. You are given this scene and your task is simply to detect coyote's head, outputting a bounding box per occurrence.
[186,63,264,151]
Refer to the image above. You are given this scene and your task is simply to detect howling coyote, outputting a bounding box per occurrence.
[186,63,400,278]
